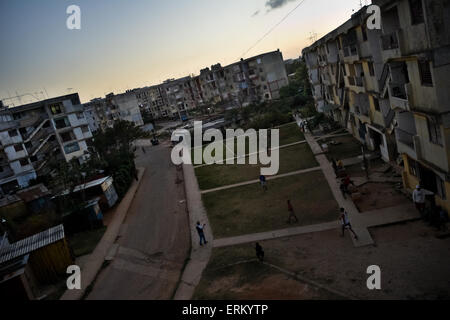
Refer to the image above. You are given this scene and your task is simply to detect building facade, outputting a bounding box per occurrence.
[0,94,93,193]
[303,0,450,212]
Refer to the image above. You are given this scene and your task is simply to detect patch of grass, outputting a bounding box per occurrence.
[203,171,339,238]
[278,122,305,145]
[190,124,304,165]
[68,227,107,258]
[195,143,318,190]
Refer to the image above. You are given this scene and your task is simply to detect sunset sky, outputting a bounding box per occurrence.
[0,0,369,104]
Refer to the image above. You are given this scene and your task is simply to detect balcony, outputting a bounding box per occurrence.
[389,83,413,111]
[342,45,359,63]
[395,128,421,160]
[381,30,404,61]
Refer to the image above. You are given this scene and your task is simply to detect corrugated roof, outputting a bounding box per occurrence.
[0,224,65,264]
[16,184,50,203]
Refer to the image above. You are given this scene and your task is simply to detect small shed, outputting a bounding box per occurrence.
[0,224,74,299]
[16,184,52,214]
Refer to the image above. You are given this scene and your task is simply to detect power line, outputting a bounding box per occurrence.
[240,0,308,59]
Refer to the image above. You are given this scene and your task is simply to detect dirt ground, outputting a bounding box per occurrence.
[194,261,341,300]
[196,221,450,300]
[353,182,410,212]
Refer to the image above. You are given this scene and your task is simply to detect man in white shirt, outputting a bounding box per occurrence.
[340,208,358,240]
[412,185,434,215]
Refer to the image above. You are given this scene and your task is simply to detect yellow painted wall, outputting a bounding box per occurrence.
[403,154,450,213]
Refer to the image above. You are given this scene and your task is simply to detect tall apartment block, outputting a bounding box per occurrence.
[303,0,450,212]
[0,94,93,194]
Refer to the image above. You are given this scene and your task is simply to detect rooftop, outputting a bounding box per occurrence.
[0,224,65,264]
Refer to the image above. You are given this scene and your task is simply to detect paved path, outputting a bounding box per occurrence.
[61,167,146,300]
[85,145,191,300]
[193,140,307,169]
[173,162,213,300]
[201,167,321,194]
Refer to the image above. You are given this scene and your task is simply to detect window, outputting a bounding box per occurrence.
[373,97,380,111]
[436,176,447,200]
[19,158,29,167]
[81,126,90,133]
[64,142,80,154]
[418,60,433,86]
[368,62,375,77]
[76,112,85,119]
[409,0,424,25]
[30,155,38,162]
[14,144,24,152]
[8,129,18,137]
[49,103,63,115]
[408,158,418,177]
[24,142,32,149]
[60,131,74,143]
[427,116,443,146]
[55,117,70,129]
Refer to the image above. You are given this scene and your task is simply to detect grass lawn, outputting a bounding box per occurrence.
[190,123,304,165]
[68,227,106,257]
[202,171,339,238]
[278,122,305,146]
[195,143,318,190]
[323,135,363,161]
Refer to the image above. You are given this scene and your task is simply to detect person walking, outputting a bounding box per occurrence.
[142,147,146,154]
[255,243,265,262]
[196,221,208,246]
[259,175,268,192]
[287,200,299,224]
[331,158,338,175]
[340,208,358,240]
[412,185,434,218]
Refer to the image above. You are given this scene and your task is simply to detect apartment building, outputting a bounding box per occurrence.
[303,0,450,212]
[197,50,289,108]
[134,85,170,119]
[0,94,93,194]
[373,0,450,212]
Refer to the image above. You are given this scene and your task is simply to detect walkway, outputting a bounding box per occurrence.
[201,167,321,194]
[193,140,307,169]
[173,163,213,300]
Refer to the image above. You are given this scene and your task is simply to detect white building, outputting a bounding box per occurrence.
[0,94,93,193]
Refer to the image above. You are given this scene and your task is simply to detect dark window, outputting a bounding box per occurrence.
[30,155,38,162]
[409,0,424,25]
[60,131,74,143]
[368,62,375,77]
[8,129,18,137]
[24,142,32,149]
[418,60,433,86]
[373,97,380,111]
[427,116,443,146]
[19,158,29,166]
[436,176,447,200]
[81,126,90,133]
[14,144,24,152]
[408,158,418,177]
[76,112,85,119]
[55,117,70,129]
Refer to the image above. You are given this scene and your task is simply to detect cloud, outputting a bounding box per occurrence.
[265,0,297,11]
[251,10,261,17]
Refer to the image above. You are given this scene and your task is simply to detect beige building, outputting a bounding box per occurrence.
[303,0,450,212]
